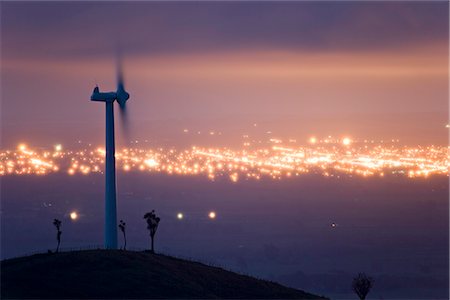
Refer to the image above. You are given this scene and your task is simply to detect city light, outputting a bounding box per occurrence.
[342,137,352,146]
[70,211,78,220]
[0,138,448,179]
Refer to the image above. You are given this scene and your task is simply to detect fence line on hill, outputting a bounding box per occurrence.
[5,245,220,268]
[6,245,98,259]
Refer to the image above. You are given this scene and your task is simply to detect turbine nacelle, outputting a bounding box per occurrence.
[91,86,129,104]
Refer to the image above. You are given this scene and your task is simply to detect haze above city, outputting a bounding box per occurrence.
[2,2,448,147]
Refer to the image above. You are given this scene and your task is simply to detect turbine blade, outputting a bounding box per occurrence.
[116,50,129,107]
[116,48,130,145]
[119,102,129,137]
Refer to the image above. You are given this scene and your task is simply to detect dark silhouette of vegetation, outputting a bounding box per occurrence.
[144,210,160,253]
[118,220,127,250]
[52,219,62,253]
[352,273,373,300]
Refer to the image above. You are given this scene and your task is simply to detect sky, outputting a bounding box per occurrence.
[1,2,449,147]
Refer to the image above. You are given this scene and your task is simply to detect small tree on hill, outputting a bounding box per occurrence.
[52,219,62,253]
[144,210,160,253]
[352,272,373,300]
[118,220,127,250]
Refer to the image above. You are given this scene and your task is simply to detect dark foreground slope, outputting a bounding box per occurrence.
[1,250,326,299]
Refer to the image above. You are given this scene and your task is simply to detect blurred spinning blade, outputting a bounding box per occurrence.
[115,52,130,142]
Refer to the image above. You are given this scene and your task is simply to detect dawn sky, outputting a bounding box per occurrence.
[1,2,448,146]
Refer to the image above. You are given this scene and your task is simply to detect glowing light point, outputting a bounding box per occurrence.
[70,211,78,220]
[342,137,352,146]
[18,144,27,151]
[309,137,317,144]
[144,158,159,168]
[55,144,63,152]
[230,173,239,182]
[208,211,216,219]
[177,213,184,220]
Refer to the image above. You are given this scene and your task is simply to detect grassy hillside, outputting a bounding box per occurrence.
[1,250,326,299]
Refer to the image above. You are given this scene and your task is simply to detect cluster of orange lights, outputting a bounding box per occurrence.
[0,139,448,180]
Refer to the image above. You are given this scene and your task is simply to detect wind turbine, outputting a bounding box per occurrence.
[90,59,129,249]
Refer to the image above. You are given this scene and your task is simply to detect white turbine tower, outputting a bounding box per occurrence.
[90,59,129,249]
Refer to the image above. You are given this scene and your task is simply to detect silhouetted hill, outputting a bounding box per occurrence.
[1,250,326,299]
